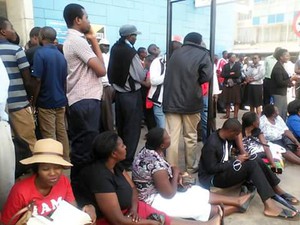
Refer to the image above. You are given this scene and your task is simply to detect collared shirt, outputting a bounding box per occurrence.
[32,44,68,108]
[63,29,102,106]
[0,58,9,121]
[264,55,277,79]
[100,53,110,87]
[244,63,265,85]
[0,39,30,112]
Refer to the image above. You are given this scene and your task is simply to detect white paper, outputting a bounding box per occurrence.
[27,200,92,225]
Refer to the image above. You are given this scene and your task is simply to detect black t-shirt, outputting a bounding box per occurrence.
[78,162,133,218]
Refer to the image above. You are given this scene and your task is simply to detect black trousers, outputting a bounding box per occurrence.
[68,99,100,197]
[115,90,142,168]
[213,158,280,202]
[263,78,272,106]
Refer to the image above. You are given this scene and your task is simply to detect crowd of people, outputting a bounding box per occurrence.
[0,2,300,225]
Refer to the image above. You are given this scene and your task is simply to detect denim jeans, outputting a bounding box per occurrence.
[153,105,165,128]
[201,96,208,144]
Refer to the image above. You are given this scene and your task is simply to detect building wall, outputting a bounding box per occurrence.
[31,0,236,55]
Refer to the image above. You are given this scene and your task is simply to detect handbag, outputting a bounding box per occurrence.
[8,202,35,225]
[282,135,297,152]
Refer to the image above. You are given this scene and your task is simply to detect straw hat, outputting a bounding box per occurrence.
[20,139,72,167]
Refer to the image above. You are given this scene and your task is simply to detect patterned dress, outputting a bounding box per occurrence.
[132,147,172,204]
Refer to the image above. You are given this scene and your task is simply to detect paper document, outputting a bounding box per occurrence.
[27,200,92,225]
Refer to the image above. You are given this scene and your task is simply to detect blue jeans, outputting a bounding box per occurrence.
[201,96,208,144]
[153,105,165,128]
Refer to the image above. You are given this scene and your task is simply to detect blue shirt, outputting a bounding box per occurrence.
[287,114,300,139]
[0,39,30,112]
[32,44,67,108]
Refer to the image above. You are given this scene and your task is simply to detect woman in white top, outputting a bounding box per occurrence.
[244,54,264,116]
[260,104,300,166]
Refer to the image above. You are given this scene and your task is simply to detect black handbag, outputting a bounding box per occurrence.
[282,135,297,152]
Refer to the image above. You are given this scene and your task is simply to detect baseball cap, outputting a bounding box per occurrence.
[119,24,141,37]
[99,38,110,45]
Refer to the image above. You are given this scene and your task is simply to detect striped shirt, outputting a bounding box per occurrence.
[63,29,102,106]
[0,39,30,111]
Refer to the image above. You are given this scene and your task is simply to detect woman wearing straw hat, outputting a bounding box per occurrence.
[0,138,96,225]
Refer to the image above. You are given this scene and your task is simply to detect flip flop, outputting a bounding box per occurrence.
[239,190,256,213]
[280,193,299,205]
[272,194,299,213]
[217,204,224,225]
[265,208,298,220]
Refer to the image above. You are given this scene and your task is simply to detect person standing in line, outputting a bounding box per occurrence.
[108,24,145,170]
[163,32,213,173]
[148,43,166,128]
[0,17,36,151]
[32,26,70,161]
[270,49,299,121]
[221,53,242,119]
[263,47,281,106]
[216,50,228,113]
[63,3,106,197]
[0,58,15,210]
[25,27,41,71]
[244,54,264,116]
[294,57,300,99]
[99,38,115,132]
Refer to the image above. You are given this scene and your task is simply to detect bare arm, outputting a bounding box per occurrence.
[258,133,275,167]
[284,130,300,147]
[20,68,34,99]
[85,29,106,77]
[152,166,180,199]
[94,193,158,225]
[235,133,247,155]
[32,77,41,108]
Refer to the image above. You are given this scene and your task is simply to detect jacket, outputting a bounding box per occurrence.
[198,131,235,189]
[162,43,213,114]
[270,61,291,96]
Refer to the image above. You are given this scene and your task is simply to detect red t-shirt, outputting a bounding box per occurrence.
[216,58,227,84]
[1,174,75,225]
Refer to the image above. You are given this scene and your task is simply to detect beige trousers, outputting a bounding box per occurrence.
[38,107,70,161]
[9,106,36,151]
[165,113,200,173]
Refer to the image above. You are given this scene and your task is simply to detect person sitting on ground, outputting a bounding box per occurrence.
[0,139,96,225]
[286,99,300,141]
[260,104,300,165]
[132,127,255,221]
[235,111,279,169]
[77,131,223,225]
[198,118,298,219]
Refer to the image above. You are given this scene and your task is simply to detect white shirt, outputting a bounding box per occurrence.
[0,58,9,121]
[100,53,110,87]
[260,115,288,141]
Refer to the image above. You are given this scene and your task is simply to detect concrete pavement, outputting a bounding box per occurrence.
[137,110,300,225]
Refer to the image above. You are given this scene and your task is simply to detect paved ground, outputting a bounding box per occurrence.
[137,110,300,225]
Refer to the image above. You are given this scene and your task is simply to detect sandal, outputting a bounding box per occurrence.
[265,208,298,220]
[280,193,299,205]
[239,190,256,213]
